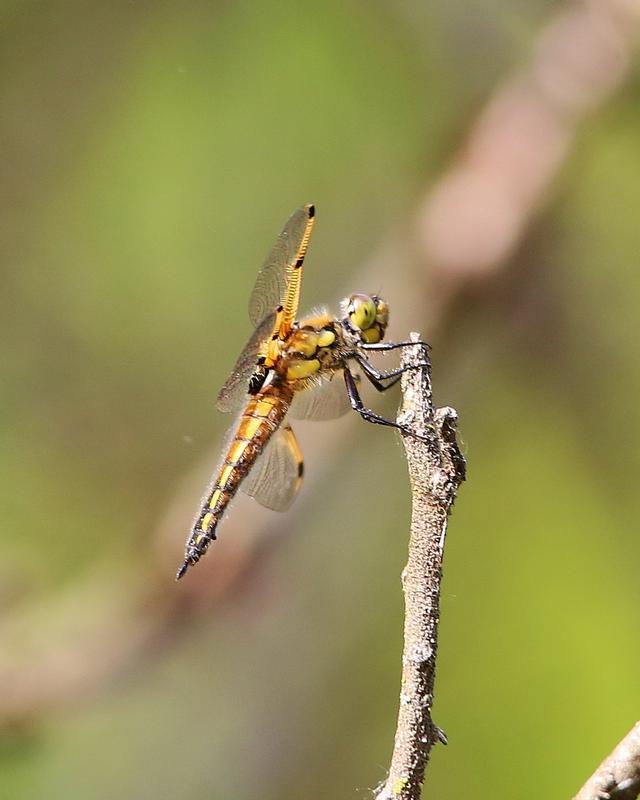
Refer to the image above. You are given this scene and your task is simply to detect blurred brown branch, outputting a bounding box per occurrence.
[573,722,640,800]
[418,0,640,287]
[374,336,464,800]
[1,0,640,728]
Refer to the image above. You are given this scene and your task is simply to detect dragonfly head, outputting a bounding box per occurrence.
[343,293,389,344]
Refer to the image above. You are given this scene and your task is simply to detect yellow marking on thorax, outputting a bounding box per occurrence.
[288,329,318,357]
[317,329,335,347]
[286,358,320,380]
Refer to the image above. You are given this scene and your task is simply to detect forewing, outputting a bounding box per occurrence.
[248,205,315,327]
[241,424,303,511]
[216,313,275,412]
[288,371,351,421]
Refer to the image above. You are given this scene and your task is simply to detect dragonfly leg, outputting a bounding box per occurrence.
[360,339,431,353]
[353,353,429,392]
[343,367,429,442]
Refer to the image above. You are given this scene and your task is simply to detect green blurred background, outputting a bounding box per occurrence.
[1,2,639,798]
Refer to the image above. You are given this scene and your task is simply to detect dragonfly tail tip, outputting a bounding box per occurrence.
[176,560,189,581]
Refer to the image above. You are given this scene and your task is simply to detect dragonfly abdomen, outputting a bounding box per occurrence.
[177,386,293,579]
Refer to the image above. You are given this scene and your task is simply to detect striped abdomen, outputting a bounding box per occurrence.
[177,385,293,579]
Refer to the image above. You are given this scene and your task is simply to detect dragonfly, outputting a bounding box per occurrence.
[177,204,429,580]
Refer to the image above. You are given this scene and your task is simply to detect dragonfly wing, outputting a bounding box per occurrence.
[241,423,303,511]
[248,204,315,329]
[219,204,315,413]
[216,313,275,412]
[288,371,351,421]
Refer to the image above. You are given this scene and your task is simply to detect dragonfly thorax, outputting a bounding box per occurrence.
[278,323,339,383]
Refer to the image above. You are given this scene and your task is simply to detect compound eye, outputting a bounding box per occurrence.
[348,294,377,330]
[375,298,389,327]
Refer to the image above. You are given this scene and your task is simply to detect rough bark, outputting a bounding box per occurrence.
[375,334,465,800]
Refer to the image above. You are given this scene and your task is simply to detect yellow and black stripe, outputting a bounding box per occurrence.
[279,203,314,338]
[176,384,294,579]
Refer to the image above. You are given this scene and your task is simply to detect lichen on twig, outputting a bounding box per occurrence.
[375,333,465,800]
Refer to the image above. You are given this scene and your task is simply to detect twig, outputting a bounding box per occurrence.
[375,334,465,800]
[573,722,640,800]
